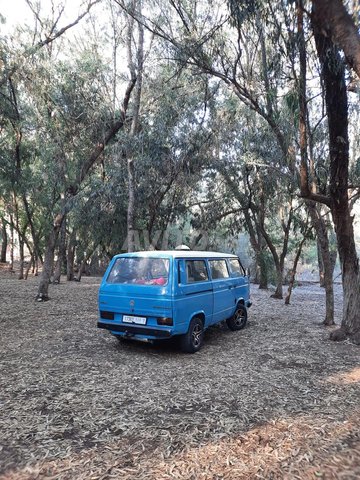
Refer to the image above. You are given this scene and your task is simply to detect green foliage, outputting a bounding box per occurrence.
[1,0,359,279]
[228,0,258,28]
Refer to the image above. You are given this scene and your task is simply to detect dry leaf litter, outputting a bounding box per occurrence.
[0,269,359,479]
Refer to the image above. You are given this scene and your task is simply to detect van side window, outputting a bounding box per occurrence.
[229,258,243,277]
[185,260,209,283]
[209,259,229,279]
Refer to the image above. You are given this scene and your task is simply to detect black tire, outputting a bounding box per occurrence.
[226,304,247,331]
[180,317,204,353]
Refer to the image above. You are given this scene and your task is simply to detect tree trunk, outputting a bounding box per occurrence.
[259,209,292,300]
[53,257,61,284]
[243,210,268,289]
[127,157,136,252]
[52,219,66,284]
[0,219,7,263]
[22,194,41,268]
[75,260,87,282]
[317,239,325,287]
[331,204,360,341]
[298,2,336,327]
[36,214,64,301]
[256,250,269,289]
[75,247,96,282]
[9,216,14,272]
[67,232,76,281]
[33,257,39,276]
[272,266,284,299]
[24,253,34,280]
[285,236,307,305]
[18,237,24,280]
[311,0,360,79]
[313,11,360,342]
[320,248,337,326]
[307,203,336,325]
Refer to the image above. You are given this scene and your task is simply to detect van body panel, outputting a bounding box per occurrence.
[230,276,250,306]
[173,258,213,331]
[211,278,236,324]
[173,283,213,332]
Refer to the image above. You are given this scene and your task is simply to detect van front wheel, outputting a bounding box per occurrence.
[226,304,247,331]
[180,317,204,353]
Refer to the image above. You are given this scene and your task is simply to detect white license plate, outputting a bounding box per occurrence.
[123,315,147,325]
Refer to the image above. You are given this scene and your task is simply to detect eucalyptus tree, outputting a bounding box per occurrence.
[0,1,141,299]
[116,0,308,297]
[123,0,145,252]
[290,0,338,325]
[0,39,46,276]
[181,90,303,296]
[298,0,360,342]
[113,0,215,252]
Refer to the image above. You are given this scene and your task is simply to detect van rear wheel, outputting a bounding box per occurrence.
[226,304,247,331]
[180,317,204,353]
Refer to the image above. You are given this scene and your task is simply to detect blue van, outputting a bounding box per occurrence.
[97,251,251,353]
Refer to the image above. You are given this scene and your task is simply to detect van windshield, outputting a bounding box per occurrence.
[107,257,169,286]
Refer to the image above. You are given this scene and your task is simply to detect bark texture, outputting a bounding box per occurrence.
[36,214,65,301]
[67,232,76,282]
[312,0,360,79]
[0,220,7,263]
[307,203,336,325]
[285,236,307,305]
[53,219,67,284]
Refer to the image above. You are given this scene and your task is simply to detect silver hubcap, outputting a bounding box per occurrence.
[234,310,245,327]
[192,324,202,347]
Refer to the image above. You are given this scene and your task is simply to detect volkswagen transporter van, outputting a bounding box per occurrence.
[97,251,251,353]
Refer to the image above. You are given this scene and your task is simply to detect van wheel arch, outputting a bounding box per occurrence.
[193,312,205,326]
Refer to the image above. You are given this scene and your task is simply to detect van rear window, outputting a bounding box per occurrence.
[107,257,169,286]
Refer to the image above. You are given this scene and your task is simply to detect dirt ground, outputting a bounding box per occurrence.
[0,270,359,480]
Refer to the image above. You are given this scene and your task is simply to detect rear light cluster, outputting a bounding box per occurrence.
[100,311,114,320]
[157,317,173,326]
[100,311,172,325]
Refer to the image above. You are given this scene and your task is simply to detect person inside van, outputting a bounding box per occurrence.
[133,258,168,285]
[148,259,167,285]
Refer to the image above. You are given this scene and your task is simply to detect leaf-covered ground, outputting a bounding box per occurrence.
[0,271,359,479]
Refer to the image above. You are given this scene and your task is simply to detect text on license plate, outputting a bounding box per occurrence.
[123,315,147,325]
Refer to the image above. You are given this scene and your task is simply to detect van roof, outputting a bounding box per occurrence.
[114,250,239,259]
